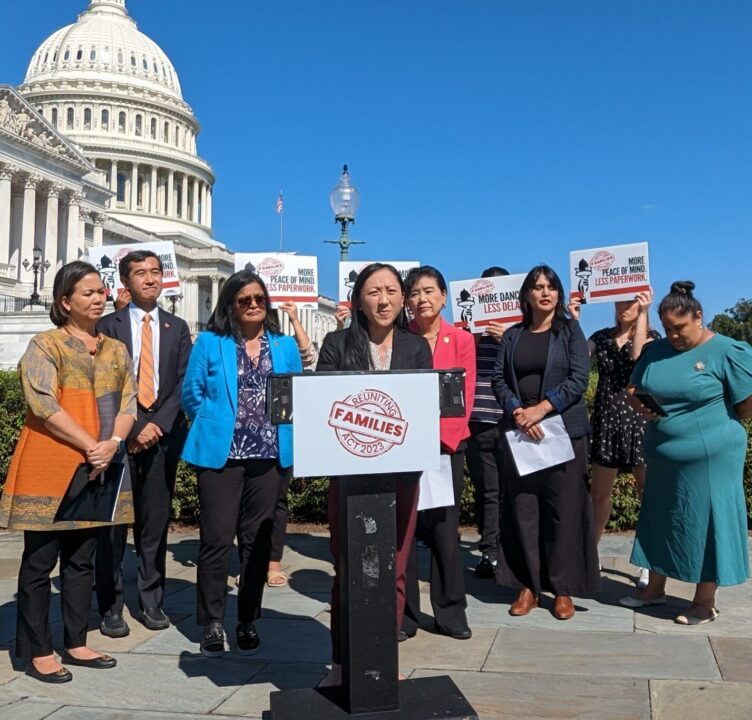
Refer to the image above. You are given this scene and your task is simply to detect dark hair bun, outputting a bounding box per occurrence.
[670,280,695,297]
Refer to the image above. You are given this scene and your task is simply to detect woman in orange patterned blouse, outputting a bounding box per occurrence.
[0,261,137,683]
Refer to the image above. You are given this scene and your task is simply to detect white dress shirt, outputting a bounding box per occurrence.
[129,302,160,401]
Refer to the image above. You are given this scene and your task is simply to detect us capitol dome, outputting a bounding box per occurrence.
[19,0,218,248]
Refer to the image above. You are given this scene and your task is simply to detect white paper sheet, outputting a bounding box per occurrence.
[505,415,575,476]
[418,454,455,511]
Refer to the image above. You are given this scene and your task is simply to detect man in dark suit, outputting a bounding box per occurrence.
[95,249,192,636]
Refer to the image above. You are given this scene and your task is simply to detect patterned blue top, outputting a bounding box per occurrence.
[229,334,278,460]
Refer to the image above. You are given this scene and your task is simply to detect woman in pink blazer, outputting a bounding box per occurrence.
[402,266,477,640]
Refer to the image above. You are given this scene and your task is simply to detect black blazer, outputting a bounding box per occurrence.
[316,326,433,373]
[97,306,192,440]
[491,319,590,438]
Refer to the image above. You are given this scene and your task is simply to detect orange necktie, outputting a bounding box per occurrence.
[138,313,156,408]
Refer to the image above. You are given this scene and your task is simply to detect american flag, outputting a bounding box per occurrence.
[276,191,284,214]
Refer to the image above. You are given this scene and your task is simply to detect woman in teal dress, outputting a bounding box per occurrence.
[619,281,752,625]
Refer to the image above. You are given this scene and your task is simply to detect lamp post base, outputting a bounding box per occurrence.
[269,675,478,720]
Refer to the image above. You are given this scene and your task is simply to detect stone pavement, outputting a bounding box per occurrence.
[0,529,750,720]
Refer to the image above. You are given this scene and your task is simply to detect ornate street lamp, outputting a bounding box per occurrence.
[22,246,50,306]
[325,164,364,260]
[168,293,183,314]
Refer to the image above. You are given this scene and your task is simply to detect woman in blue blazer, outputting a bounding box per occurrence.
[492,265,599,621]
[182,270,302,657]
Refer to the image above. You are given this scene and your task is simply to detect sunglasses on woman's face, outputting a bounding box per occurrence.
[235,294,267,309]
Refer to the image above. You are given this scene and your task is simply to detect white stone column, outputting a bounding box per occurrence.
[200,183,208,226]
[167,170,175,217]
[183,276,198,328]
[0,164,17,267]
[180,174,188,219]
[92,213,105,247]
[65,191,83,262]
[191,177,199,222]
[109,159,118,208]
[206,186,213,228]
[130,162,139,210]
[78,212,87,252]
[41,184,63,290]
[149,166,157,214]
[210,274,220,311]
[19,175,41,281]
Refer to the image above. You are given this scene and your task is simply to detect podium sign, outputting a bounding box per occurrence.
[292,373,440,477]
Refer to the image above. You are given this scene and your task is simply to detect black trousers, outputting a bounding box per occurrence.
[96,427,182,616]
[465,421,505,559]
[16,528,99,660]
[497,435,600,596]
[403,449,468,635]
[196,459,287,626]
[269,472,291,563]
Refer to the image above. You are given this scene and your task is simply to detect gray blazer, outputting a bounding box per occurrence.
[491,320,590,438]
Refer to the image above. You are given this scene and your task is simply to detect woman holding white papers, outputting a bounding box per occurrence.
[401,266,476,641]
[492,265,599,620]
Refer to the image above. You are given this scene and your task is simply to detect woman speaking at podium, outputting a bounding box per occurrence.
[316,263,433,686]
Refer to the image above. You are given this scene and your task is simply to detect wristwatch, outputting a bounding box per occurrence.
[110,435,126,453]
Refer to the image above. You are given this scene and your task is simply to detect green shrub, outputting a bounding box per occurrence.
[288,476,330,523]
[744,419,752,526]
[172,460,200,522]
[607,473,641,531]
[0,371,25,488]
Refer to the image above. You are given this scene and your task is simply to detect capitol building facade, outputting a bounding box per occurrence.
[0,0,336,366]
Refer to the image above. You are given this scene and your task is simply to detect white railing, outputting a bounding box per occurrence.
[177,246,234,262]
[0,264,17,279]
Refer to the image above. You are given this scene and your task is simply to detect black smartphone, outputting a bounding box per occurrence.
[635,392,668,417]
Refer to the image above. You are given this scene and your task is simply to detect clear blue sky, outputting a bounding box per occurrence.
[3,0,751,336]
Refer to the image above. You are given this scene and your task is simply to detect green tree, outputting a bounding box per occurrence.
[709,298,752,344]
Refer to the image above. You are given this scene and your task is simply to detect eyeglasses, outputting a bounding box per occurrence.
[235,294,267,309]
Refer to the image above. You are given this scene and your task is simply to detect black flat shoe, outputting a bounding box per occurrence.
[141,607,170,631]
[100,612,130,638]
[201,622,227,658]
[436,624,473,640]
[60,652,117,669]
[236,622,260,655]
[25,663,72,684]
[474,555,497,579]
[398,630,416,643]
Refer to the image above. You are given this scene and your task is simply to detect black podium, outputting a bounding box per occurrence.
[267,370,478,720]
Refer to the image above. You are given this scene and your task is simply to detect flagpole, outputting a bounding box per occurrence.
[277,188,284,250]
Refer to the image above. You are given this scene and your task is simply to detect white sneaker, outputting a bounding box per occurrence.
[637,567,650,589]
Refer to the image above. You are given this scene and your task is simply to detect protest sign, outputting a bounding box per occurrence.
[235,253,318,308]
[88,241,181,298]
[449,273,526,332]
[570,242,650,304]
[338,260,419,305]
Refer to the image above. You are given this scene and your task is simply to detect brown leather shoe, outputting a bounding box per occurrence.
[554,595,575,620]
[509,587,539,616]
